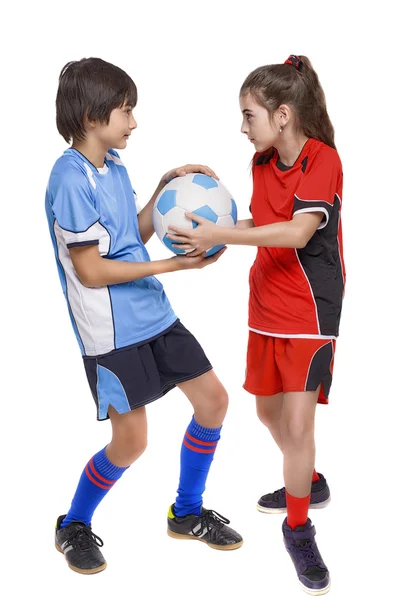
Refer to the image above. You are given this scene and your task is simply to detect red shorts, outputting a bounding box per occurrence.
[243,332,336,404]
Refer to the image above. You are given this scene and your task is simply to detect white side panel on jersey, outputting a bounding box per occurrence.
[105,152,124,166]
[133,191,142,214]
[84,163,97,189]
[54,220,115,356]
[56,220,111,255]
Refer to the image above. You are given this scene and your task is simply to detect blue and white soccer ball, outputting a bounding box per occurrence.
[152,173,237,257]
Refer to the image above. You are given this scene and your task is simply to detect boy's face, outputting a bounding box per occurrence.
[93,104,137,149]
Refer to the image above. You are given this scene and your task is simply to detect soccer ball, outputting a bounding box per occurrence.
[152,173,237,257]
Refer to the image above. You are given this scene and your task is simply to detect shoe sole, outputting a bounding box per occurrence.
[256,497,331,514]
[55,544,107,574]
[299,579,331,596]
[167,529,243,550]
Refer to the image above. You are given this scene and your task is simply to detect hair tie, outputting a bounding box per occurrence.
[284,55,303,71]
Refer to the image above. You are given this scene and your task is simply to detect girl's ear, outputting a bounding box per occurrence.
[278,104,291,127]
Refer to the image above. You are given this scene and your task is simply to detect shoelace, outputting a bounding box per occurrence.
[295,539,321,566]
[191,510,230,537]
[272,488,285,501]
[65,526,104,552]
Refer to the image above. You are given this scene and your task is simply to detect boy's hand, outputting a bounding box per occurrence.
[171,247,227,270]
[161,164,219,185]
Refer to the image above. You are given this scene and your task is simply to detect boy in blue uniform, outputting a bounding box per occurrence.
[45,57,242,574]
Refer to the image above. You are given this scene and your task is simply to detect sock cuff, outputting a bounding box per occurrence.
[188,416,222,442]
[286,491,311,502]
[92,446,127,481]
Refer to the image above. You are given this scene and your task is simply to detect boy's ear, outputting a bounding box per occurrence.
[84,111,96,129]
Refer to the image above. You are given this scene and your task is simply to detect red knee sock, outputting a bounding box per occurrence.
[312,469,320,483]
[286,491,311,529]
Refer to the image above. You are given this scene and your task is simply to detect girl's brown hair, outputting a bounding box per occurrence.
[240,55,336,149]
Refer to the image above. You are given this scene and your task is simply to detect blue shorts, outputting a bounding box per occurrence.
[83,320,212,420]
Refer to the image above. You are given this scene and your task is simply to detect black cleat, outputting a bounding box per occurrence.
[167,505,243,550]
[55,515,107,574]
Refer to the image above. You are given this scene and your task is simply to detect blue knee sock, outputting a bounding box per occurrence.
[61,446,127,527]
[174,416,221,517]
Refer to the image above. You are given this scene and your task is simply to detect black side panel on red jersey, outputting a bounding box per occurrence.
[296,195,344,336]
[305,341,333,396]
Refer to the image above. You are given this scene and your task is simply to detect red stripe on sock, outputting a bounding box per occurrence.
[89,458,117,485]
[85,464,114,490]
[183,439,216,454]
[185,430,218,447]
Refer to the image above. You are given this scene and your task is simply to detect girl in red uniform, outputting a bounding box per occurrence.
[167,55,345,595]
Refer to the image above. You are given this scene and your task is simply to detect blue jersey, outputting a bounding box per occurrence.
[45,148,177,356]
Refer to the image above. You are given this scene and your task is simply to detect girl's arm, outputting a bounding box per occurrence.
[221,212,323,248]
[167,212,323,252]
[236,218,255,229]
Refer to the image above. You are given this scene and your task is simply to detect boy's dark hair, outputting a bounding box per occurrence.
[240,55,336,149]
[56,57,138,143]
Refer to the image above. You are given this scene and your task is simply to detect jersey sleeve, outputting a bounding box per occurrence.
[51,167,103,249]
[293,149,342,230]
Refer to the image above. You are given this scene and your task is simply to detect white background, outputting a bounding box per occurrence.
[1,1,398,598]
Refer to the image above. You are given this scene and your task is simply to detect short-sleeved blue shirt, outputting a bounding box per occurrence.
[45,148,176,356]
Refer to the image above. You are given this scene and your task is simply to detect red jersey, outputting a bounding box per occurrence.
[249,138,345,338]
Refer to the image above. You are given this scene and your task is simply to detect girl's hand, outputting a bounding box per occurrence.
[167,213,221,255]
[160,164,218,185]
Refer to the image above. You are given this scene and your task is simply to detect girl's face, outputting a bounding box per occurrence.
[240,93,280,152]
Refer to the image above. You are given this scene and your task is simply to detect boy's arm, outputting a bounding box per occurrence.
[137,182,163,245]
[69,244,226,288]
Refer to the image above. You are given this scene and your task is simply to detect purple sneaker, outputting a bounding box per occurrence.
[257,473,330,514]
[283,517,330,595]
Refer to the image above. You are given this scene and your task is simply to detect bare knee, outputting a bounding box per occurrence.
[108,407,148,466]
[193,387,229,427]
[208,387,229,420]
[108,429,147,466]
[256,403,276,428]
[256,395,282,428]
[281,417,314,449]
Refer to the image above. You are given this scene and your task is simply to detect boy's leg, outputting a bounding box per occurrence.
[281,389,330,594]
[167,369,243,550]
[174,369,227,516]
[56,406,147,574]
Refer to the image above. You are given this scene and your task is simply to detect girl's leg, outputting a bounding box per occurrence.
[256,393,284,450]
[280,388,330,593]
[256,393,320,482]
[280,389,319,527]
